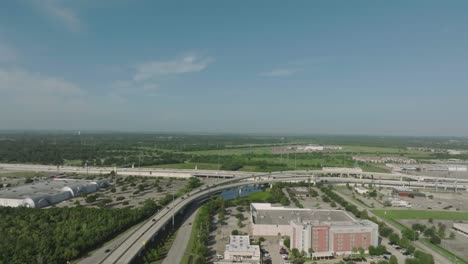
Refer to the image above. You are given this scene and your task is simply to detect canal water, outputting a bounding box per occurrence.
[219,184,264,200]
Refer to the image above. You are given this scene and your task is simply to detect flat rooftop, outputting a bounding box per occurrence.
[0,179,99,199]
[252,203,354,225]
[226,235,259,252]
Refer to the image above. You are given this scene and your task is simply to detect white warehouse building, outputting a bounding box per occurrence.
[0,179,109,208]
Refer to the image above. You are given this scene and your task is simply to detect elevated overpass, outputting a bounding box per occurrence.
[3,163,468,185]
[78,172,466,264]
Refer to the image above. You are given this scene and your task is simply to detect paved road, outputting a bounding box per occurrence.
[2,162,455,263]
[3,163,468,184]
[89,176,457,264]
[162,208,199,264]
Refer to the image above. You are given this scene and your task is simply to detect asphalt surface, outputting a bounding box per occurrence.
[1,163,459,263]
[162,208,199,264]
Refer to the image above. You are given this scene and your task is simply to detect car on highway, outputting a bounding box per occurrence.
[105,249,111,253]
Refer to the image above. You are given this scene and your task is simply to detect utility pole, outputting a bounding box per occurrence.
[172,193,175,227]
[294,150,297,171]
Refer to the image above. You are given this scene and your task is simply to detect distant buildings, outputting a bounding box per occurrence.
[352,156,416,164]
[322,167,363,174]
[407,147,468,155]
[391,187,424,197]
[388,164,468,173]
[249,203,378,258]
[289,145,343,152]
[0,179,109,208]
[223,235,260,262]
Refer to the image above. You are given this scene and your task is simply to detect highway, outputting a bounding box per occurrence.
[2,163,465,263]
[3,163,468,184]
[79,173,464,264]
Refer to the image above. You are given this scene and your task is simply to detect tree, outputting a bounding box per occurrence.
[438,224,446,239]
[389,255,398,264]
[24,178,34,184]
[429,235,441,244]
[379,226,393,237]
[280,196,290,206]
[358,247,365,256]
[284,237,291,249]
[402,228,418,241]
[85,195,97,203]
[110,187,116,193]
[449,231,456,239]
[290,248,300,259]
[398,237,411,249]
[331,201,337,207]
[411,223,426,233]
[424,226,436,237]
[389,233,400,244]
[406,245,416,255]
[369,245,387,256]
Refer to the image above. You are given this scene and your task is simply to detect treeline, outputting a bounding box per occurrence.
[185,197,226,264]
[0,200,159,264]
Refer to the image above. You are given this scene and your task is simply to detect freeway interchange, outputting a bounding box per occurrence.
[2,163,468,263]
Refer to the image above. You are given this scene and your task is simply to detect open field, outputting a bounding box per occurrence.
[145,162,220,170]
[0,171,48,178]
[420,239,468,264]
[372,210,468,221]
[182,146,273,155]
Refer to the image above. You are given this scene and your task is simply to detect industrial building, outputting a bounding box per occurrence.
[391,187,425,197]
[223,235,260,262]
[387,198,411,208]
[0,179,109,208]
[288,187,310,197]
[354,186,369,195]
[353,156,416,164]
[291,219,378,257]
[249,203,378,257]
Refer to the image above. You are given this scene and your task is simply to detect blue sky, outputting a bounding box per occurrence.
[1,0,468,136]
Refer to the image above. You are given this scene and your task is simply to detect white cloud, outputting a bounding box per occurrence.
[0,67,138,130]
[36,0,81,32]
[0,42,18,63]
[133,55,214,81]
[260,68,298,77]
[0,68,82,96]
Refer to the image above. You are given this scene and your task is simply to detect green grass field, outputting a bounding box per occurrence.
[0,171,48,178]
[420,239,468,264]
[182,146,273,155]
[144,163,220,170]
[372,210,468,221]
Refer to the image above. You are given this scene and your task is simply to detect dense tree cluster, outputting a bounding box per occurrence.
[0,200,159,264]
[268,183,290,206]
[187,198,226,264]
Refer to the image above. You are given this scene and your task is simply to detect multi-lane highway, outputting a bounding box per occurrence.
[79,173,465,264]
[2,163,466,263]
[3,163,468,184]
